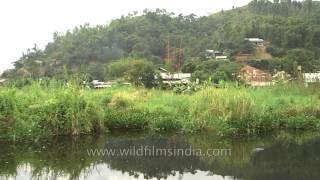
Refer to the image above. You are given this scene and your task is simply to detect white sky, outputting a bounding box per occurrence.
[0,0,252,74]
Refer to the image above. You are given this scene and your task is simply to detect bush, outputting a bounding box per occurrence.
[127,59,155,88]
[189,88,256,135]
[0,80,319,139]
[240,40,255,54]
[0,90,17,137]
[266,46,286,57]
[104,108,149,130]
[108,92,136,108]
[181,61,197,73]
[149,109,182,131]
[106,59,156,88]
[211,71,228,84]
[106,59,131,78]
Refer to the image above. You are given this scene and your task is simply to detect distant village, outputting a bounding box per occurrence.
[1,38,319,89]
[167,38,309,88]
[149,37,320,88]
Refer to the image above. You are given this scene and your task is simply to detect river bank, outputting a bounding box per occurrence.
[0,81,319,140]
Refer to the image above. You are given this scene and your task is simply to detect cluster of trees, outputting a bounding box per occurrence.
[182,60,242,83]
[247,48,319,77]
[249,0,315,17]
[246,0,320,51]
[107,59,155,88]
[2,0,320,82]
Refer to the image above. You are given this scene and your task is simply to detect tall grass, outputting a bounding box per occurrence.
[189,88,256,135]
[0,81,319,140]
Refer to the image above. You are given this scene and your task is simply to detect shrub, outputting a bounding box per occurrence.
[0,90,17,137]
[149,108,182,132]
[266,46,286,57]
[0,80,319,139]
[108,92,136,108]
[127,59,155,88]
[190,88,256,135]
[104,108,149,130]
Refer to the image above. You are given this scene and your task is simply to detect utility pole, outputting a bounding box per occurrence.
[177,38,182,70]
[167,36,170,63]
[165,36,184,71]
[173,39,176,68]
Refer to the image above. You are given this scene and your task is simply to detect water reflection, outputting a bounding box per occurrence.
[0,132,320,180]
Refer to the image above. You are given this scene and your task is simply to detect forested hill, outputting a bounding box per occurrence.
[2,0,320,79]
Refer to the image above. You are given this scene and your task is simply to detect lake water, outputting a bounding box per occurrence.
[0,132,320,180]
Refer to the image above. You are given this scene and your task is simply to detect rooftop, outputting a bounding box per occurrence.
[245,38,264,43]
[159,73,191,80]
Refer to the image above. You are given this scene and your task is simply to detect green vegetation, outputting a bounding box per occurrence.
[0,81,319,140]
[106,59,156,87]
[1,0,320,80]
[1,1,320,179]
[186,60,242,83]
[0,0,320,140]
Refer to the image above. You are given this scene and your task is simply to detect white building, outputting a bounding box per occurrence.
[205,49,223,59]
[0,79,6,85]
[215,56,228,61]
[157,67,191,85]
[92,80,112,88]
[303,72,320,86]
[159,73,191,85]
[245,38,264,46]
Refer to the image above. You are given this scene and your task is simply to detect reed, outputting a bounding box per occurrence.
[0,81,319,140]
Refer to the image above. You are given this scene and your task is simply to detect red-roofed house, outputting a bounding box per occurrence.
[239,65,273,86]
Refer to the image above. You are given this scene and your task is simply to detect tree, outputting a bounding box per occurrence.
[312,29,320,47]
[106,59,131,79]
[211,71,228,84]
[239,40,255,54]
[282,49,317,76]
[306,0,313,15]
[127,59,155,88]
[266,46,286,57]
[217,62,243,80]
[181,61,197,73]
[87,64,107,80]
[190,70,210,82]
[5,1,320,80]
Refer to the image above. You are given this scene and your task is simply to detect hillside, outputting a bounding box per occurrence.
[2,0,320,80]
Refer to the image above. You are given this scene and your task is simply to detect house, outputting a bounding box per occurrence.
[245,38,264,46]
[34,60,43,65]
[0,79,6,85]
[159,73,191,85]
[303,72,320,86]
[157,68,191,85]
[92,80,113,88]
[215,56,228,61]
[205,50,223,59]
[239,65,273,86]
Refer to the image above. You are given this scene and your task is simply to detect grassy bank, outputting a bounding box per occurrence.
[0,81,319,140]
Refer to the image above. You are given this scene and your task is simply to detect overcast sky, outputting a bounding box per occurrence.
[0,0,252,74]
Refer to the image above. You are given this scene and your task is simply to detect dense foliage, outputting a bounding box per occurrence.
[0,81,320,140]
[2,0,320,80]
